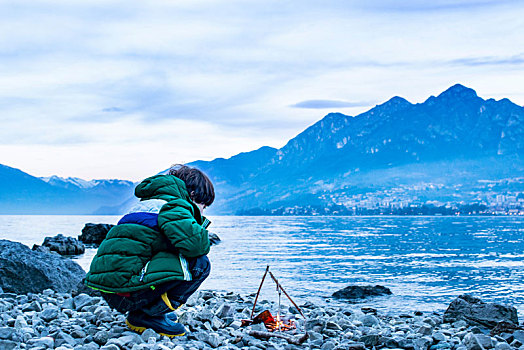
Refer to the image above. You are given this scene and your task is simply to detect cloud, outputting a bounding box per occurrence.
[290,100,373,109]
[1,0,523,179]
[447,55,524,67]
[359,0,521,12]
[102,107,124,112]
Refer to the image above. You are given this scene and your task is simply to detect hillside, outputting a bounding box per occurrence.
[191,84,524,214]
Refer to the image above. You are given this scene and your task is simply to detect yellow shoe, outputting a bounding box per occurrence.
[126,311,186,338]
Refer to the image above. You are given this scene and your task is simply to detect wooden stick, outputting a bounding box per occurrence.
[248,330,309,345]
[268,271,306,320]
[250,265,270,319]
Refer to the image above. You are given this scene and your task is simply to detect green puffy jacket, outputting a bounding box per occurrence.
[84,175,210,293]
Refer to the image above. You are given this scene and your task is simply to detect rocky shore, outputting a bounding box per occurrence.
[1,288,523,350]
[1,235,523,350]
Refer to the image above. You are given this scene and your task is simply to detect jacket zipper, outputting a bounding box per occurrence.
[139,261,150,282]
[179,254,192,281]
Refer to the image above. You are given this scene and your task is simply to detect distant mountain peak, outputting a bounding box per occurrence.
[368,95,411,115]
[385,96,410,107]
[438,84,478,100]
[41,176,95,189]
[40,175,135,190]
[320,112,349,123]
[388,95,409,103]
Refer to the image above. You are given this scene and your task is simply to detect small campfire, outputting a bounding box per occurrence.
[241,266,308,345]
[252,310,296,332]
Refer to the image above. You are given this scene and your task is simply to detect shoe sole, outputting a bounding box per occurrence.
[125,319,186,338]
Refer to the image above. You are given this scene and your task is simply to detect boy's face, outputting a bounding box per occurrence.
[196,202,206,213]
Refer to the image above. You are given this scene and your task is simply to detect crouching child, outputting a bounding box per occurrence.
[84,165,214,337]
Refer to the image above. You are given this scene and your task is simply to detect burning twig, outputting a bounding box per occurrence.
[253,310,296,332]
[248,330,309,345]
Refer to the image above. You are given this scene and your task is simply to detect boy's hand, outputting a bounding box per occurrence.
[209,232,221,246]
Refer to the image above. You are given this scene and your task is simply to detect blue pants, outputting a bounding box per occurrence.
[102,255,210,316]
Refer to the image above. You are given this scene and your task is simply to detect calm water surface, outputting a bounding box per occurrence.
[1,215,522,317]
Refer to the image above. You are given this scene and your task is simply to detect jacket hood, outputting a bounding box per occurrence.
[134,175,191,202]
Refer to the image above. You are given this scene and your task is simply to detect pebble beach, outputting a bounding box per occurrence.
[1,288,523,350]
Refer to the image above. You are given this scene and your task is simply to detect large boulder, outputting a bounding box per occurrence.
[444,294,518,329]
[78,223,114,246]
[33,234,85,256]
[332,285,392,301]
[0,240,85,294]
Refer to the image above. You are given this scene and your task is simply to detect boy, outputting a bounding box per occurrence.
[84,165,214,337]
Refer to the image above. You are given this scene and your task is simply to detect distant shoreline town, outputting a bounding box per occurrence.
[238,193,524,216]
[238,203,523,216]
[239,177,524,216]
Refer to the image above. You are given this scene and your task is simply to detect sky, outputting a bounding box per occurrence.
[0,0,523,181]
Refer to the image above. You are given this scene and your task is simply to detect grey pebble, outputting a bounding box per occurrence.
[93,330,110,345]
[413,336,433,350]
[417,325,433,335]
[15,315,28,329]
[359,315,379,327]
[0,340,17,350]
[196,309,215,323]
[321,341,336,350]
[216,304,234,319]
[326,321,343,331]
[250,323,267,332]
[511,339,524,348]
[514,331,524,344]
[42,289,54,297]
[432,332,447,342]
[41,306,60,322]
[118,333,143,346]
[74,294,95,311]
[22,300,42,312]
[55,331,77,347]
[229,320,242,329]
[71,329,87,338]
[27,336,55,348]
[106,338,125,348]
[142,328,161,342]
[100,345,120,350]
[0,327,16,340]
[206,332,221,348]
[463,333,494,350]
[495,343,511,350]
[85,342,102,350]
[423,317,437,327]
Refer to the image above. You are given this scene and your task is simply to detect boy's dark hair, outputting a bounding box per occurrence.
[168,164,215,206]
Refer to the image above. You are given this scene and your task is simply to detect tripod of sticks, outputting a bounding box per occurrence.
[244,265,309,345]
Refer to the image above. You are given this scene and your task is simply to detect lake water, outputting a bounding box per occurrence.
[1,215,523,317]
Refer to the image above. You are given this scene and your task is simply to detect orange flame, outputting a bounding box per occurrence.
[252,310,296,332]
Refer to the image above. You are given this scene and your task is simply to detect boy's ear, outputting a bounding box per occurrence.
[190,191,196,199]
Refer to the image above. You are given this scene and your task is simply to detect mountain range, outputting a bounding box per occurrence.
[0,166,135,214]
[191,84,523,214]
[1,84,522,214]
